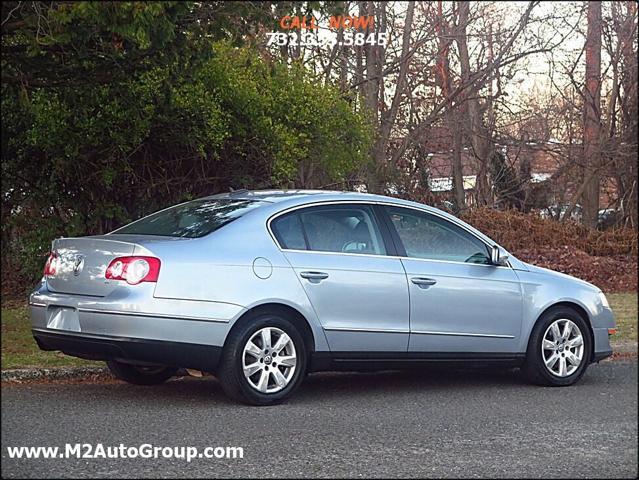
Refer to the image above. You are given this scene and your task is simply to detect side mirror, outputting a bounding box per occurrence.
[491,245,509,266]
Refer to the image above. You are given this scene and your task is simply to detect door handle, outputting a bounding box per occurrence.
[411,277,437,288]
[300,271,329,281]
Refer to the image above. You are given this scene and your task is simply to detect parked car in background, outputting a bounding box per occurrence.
[30,190,615,405]
[597,208,621,230]
[436,199,456,213]
[539,203,583,222]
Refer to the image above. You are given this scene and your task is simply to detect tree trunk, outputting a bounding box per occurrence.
[456,1,491,206]
[450,119,465,210]
[339,28,348,91]
[614,1,638,228]
[362,1,378,124]
[581,1,602,228]
[436,0,465,210]
[368,1,414,193]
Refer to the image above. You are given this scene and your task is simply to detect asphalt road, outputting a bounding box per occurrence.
[2,362,637,478]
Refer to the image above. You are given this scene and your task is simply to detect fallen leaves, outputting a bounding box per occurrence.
[515,246,637,293]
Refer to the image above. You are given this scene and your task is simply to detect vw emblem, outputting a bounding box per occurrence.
[73,255,85,276]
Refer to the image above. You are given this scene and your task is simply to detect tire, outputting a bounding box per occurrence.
[522,306,592,386]
[107,360,177,385]
[217,313,307,406]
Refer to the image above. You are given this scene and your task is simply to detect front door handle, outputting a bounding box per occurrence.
[300,271,329,281]
[411,277,437,288]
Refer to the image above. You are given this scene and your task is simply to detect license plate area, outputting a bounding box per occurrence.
[47,306,81,332]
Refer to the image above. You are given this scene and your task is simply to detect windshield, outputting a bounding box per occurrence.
[111,199,263,238]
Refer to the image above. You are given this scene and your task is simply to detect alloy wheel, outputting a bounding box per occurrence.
[541,319,584,377]
[242,327,297,393]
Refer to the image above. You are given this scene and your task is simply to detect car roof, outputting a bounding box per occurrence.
[204,189,456,215]
[205,189,398,205]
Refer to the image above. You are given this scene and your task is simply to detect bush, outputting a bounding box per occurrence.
[460,208,637,292]
[461,207,637,257]
[2,46,372,290]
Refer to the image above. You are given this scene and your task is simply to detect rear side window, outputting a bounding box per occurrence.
[271,212,307,250]
[271,204,387,255]
[111,199,263,238]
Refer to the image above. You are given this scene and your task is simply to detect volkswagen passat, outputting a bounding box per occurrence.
[30,190,615,405]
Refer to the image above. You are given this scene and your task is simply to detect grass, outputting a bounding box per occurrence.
[1,293,637,370]
[608,293,638,342]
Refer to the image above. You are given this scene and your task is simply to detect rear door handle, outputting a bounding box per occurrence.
[411,277,437,288]
[300,271,329,281]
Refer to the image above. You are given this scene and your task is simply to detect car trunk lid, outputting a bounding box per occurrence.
[46,236,157,297]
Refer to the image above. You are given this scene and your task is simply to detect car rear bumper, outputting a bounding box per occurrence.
[29,282,243,348]
[32,328,222,371]
[29,282,242,371]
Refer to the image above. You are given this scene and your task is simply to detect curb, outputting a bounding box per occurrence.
[1,366,193,383]
[2,344,636,383]
[1,366,111,383]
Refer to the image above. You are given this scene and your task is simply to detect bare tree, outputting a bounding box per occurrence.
[611,1,638,227]
[456,1,492,205]
[436,0,465,209]
[368,1,415,193]
[261,1,635,230]
[581,1,602,228]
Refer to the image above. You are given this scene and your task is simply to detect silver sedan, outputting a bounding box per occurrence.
[30,190,615,405]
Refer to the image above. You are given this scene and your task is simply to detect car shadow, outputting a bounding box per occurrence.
[68,361,624,407]
[297,367,530,398]
[106,366,530,406]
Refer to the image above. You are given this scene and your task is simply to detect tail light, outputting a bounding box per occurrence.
[43,252,58,277]
[105,256,161,285]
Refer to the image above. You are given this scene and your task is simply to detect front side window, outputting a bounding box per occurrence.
[271,204,387,255]
[111,199,263,238]
[385,206,490,264]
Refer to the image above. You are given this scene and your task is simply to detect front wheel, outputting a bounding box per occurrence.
[522,307,592,386]
[107,360,177,385]
[217,314,307,405]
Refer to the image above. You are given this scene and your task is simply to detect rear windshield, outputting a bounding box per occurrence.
[111,199,263,238]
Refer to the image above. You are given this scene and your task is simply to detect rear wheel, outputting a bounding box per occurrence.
[107,360,177,385]
[523,306,592,386]
[217,313,307,405]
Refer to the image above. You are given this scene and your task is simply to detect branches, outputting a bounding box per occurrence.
[3,1,637,228]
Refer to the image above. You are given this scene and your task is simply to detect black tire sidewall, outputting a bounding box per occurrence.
[225,315,307,405]
[526,307,592,386]
[107,360,177,385]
